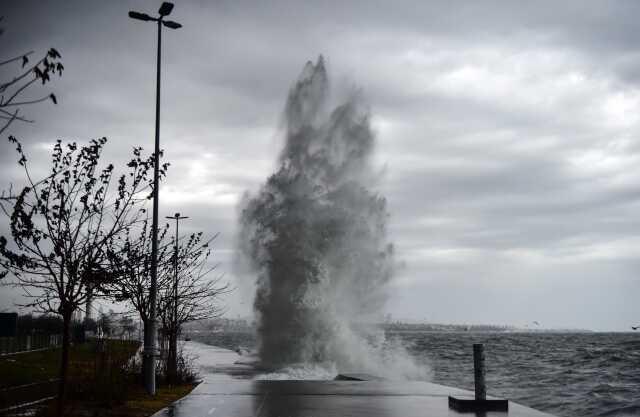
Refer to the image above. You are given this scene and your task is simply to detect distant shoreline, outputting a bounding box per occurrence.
[382,323,594,333]
[384,328,597,333]
[185,318,603,335]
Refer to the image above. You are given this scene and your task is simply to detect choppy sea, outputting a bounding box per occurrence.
[192,331,640,417]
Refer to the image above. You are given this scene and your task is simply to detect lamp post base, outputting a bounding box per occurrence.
[448,396,509,413]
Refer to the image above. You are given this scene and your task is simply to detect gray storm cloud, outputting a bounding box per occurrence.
[2,0,638,329]
[236,57,427,378]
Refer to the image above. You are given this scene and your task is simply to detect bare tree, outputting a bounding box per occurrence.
[0,17,64,135]
[160,231,230,381]
[105,217,173,375]
[0,137,164,415]
[107,221,230,382]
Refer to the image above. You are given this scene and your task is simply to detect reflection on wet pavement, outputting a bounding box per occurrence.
[153,342,554,417]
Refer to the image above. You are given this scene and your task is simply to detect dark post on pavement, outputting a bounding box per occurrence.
[473,343,487,400]
[128,1,182,396]
[448,343,509,412]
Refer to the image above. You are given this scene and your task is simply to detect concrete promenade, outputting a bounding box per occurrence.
[152,342,554,417]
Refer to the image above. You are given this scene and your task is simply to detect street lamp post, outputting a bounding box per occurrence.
[129,2,182,395]
[165,213,188,381]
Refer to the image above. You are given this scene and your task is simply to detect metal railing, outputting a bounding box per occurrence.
[0,334,62,355]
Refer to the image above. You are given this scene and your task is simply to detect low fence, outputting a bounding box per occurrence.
[0,334,62,355]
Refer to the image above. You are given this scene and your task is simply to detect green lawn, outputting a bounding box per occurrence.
[0,339,140,389]
[0,347,61,388]
[1,340,198,417]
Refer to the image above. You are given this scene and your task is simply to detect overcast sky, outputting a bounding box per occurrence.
[1,0,639,331]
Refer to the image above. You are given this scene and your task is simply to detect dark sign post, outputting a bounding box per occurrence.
[0,313,18,337]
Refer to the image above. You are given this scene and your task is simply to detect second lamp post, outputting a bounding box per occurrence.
[166,212,188,381]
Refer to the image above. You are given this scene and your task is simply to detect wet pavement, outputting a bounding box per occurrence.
[152,342,554,417]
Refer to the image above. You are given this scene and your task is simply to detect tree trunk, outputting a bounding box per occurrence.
[57,310,72,417]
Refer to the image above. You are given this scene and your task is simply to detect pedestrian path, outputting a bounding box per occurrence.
[152,341,554,417]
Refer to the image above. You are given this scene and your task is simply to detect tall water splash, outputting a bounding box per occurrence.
[237,57,429,380]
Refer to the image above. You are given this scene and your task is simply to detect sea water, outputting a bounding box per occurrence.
[193,330,640,417]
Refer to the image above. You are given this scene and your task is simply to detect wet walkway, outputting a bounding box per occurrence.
[152,342,554,417]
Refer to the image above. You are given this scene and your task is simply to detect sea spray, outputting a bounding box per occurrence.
[236,56,430,380]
